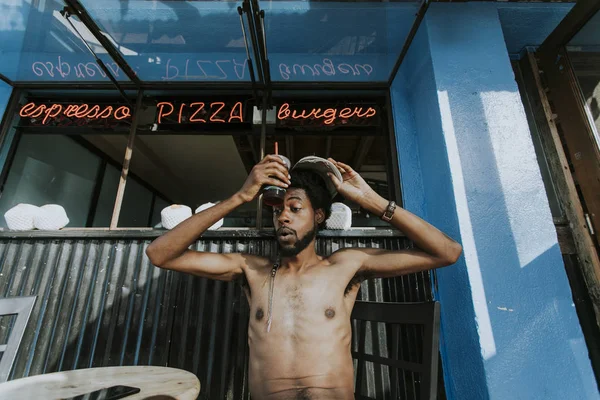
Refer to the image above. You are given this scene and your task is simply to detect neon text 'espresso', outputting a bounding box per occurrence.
[19,102,131,124]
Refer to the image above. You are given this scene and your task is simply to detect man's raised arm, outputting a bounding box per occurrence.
[327,159,462,278]
[146,155,291,281]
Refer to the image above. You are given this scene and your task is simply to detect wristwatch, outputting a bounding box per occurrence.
[381,201,396,222]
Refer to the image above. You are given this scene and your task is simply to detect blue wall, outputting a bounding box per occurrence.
[497,3,573,56]
[392,3,599,399]
[392,22,489,398]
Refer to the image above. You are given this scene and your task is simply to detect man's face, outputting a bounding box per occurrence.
[272,188,323,257]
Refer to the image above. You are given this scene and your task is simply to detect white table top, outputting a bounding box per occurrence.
[0,366,200,400]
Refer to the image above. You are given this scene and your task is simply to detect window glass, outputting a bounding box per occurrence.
[78,0,420,83]
[119,174,154,228]
[80,0,251,82]
[151,196,170,229]
[1,0,128,82]
[92,164,120,227]
[263,1,419,82]
[568,10,600,152]
[120,134,253,228]
[0,135,101,228]
[568,51,600,150]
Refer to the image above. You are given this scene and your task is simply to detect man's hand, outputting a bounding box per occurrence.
[237,155,291,203]
[326,159,462,276]
[327,158,374,205]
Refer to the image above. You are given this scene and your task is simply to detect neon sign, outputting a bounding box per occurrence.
[19,102,131,125]
[277,103,377,126]
[155,101,244,124]
[18,100,379,128]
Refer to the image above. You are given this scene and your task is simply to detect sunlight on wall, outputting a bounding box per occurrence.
[480,91,558,268]
[438,90,497,360]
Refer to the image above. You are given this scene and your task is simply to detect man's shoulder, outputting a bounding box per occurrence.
[326,248,366,267]
[242,254,276,272]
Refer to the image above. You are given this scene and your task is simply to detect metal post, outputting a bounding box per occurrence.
[61,6,133,106]
[537,0,600,59]
[238,6,260,102]
[385,91,403,204]
[242,0,265,83]
[256,95,268,229]
[0,89,22,195]
[253,2,272,106]
[63,0,141,86]
[0,73,13,87]
[110,91,143,229]
[387,0,430,86]
[0,89,21,146]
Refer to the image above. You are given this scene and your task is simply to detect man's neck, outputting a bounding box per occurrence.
[280,241,321,273]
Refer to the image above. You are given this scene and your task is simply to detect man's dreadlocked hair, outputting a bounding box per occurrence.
[289,169,332,229]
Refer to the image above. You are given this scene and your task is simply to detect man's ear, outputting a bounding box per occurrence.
[315,209,325,225]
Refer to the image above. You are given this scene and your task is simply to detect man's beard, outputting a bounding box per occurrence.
[277,225,317,257]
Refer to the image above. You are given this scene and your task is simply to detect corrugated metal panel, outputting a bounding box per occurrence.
[0,236,433,399]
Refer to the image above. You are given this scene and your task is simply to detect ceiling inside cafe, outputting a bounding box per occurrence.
[82,130,388,209]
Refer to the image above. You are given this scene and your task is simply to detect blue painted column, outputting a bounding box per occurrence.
[392,3,598,399]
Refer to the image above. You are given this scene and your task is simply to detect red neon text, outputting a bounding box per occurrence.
[19,102,131,124]
[156,101,244,124]
[277,103,376,125]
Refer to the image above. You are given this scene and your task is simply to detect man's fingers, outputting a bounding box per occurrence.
[327,172,342,189]
[264,168,291,185]
[328,157,347,174]
[255,160,290,183]
[261,155,280,164]
[335,163,347,174]
[261,154,287,166]
[336,160,354,172]
[265,178,288,188]
[264,162,291,177]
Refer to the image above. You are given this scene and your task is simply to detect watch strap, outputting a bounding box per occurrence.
[381,201,396,222]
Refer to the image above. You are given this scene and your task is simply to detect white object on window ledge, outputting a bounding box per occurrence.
[326,202,352,230]
[195,202,223,230]
[4,204,41,231]
[161,205,192,229]
[34,204,69,230]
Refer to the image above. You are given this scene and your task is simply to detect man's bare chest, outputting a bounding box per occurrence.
[245,268,358,333]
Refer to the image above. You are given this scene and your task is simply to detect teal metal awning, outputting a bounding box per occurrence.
[0,0,427,90]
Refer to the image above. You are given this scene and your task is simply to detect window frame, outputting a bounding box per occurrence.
[0,90,402,231]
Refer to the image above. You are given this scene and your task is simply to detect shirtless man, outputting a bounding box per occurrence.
[146,155,462,400]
